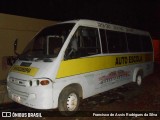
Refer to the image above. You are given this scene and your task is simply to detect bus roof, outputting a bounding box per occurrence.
[61,19,150,36]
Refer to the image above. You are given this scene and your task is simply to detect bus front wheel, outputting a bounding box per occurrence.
[58,87,80,116]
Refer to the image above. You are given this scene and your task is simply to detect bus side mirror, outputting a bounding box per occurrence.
[14,39,19,56]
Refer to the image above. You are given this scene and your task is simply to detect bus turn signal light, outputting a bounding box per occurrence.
[40,80,49,85]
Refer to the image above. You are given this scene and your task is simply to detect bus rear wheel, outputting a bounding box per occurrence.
[58,87,80,116]
[136,72,143,86]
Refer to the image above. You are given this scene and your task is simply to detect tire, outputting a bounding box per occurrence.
[136,72,143,86]
[58,87,80,116]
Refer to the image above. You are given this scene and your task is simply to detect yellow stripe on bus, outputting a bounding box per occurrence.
[10,65,39,76]
[56,53,153,79]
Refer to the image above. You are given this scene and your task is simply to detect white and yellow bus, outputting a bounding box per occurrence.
[7,19,153,115]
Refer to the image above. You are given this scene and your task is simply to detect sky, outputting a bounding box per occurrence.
[0,0,160,38]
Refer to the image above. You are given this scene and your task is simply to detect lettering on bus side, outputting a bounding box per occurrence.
[115,55,143,66]
[128,56,143,64]
[98,22,126,32]
[115,57,128,65]
[99,70,130,85]
[98,22,111,29]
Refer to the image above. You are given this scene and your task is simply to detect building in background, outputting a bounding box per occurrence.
[0,13,56,80]
[0,13,56,104]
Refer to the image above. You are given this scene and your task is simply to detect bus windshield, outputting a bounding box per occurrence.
[19,23,75,61]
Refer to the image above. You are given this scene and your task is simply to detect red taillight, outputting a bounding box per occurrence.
[40,80,49,85]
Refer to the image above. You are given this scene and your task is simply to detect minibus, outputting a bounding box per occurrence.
[7,19,154,115]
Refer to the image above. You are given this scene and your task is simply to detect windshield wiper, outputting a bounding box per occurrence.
[43,58,53,62]
[19,55,34,61]
[31,55,53,62]
[19,53,54,62]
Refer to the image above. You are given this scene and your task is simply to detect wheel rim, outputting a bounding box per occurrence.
[67,93,78,111]
[137,75,142,85]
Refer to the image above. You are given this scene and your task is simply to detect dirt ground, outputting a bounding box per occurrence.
[0,63,160,120]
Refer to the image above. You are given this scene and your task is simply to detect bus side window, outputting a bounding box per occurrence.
[106,30,127,53]
[65,26,101,59]
[141,35,153,52]
[99,29,108,53]
[126,34,142,52]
